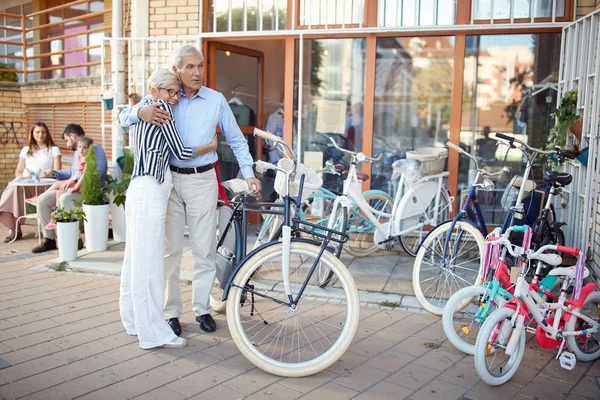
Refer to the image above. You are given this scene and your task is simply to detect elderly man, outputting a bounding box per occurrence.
[119,45,261,334]
[32,124,107,253]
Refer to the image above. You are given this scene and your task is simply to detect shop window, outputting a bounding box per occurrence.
[371,36,455,193]
[459,33,562,226]
[293,38,366,191]
[473,0,566,21]
[208,0,287,32]
[378,0,455,26]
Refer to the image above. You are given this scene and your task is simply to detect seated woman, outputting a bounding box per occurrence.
[119,69,217,350]
[0,122,61,242]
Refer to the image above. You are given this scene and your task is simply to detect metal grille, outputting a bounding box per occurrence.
[559,10,600,267]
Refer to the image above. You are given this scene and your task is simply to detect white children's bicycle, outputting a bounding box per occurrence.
[324,138,453,262]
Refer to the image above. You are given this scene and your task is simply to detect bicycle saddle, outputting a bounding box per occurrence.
[342,170,370,182]
[544,171,573,187]
[548,266,590,279]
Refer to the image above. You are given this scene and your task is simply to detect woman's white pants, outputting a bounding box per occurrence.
[119,173,178,349]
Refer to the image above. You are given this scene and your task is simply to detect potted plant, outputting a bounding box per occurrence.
[52,206,86,262]
[105,149,134,242]
[0,62,18,82]
[549,89,582,148]
[128,84,142,106]
[81,145,110,252]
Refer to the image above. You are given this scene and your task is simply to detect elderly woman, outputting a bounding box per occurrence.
[0,122,61,242]
[119,69,217,350]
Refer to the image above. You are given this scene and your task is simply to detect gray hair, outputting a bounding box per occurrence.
[170,45,203,70]
[147,69,180,93]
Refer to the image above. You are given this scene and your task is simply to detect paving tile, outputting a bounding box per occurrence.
[570,374,600,398]
[0,369,67,399]
[372,322,415,343]
[50,328,109,349]
[334,364,390,391]
[410,379,466,400]
[566,394,595,400]
[412,349,465,372]
[363,349,416,373]
[0,341,63,365]
[1,329,63,351]
[54,354,116,381]
[166,366,231,397]
[6,299,62,315]
[102,342,147,363]
[108,367,179,398]
[20,369,121,400]
[189,384,247,400]
[386,364,439,390]
[348,335,396,358]
[518,376,573,399]
[325,351,369,375]
[150,336,211,361]
[50,308,103,325]
[213,353,258,376]
[201,340,241,360]
[96,331,139,348]
[4,318,61,337]
[131,385,189,400]
[245,382,303,400]
[5,309,60,326]
[222,367,282,395]
[464,381,524,400]
[157,350,221,378]
[280,370,338,393]
[393,335,438,358]
[519,347,554,371]
[300,382,359,399]
[436,356,481,390]
[75,387,130,400]
[538,357,589,384]
[104,352,170,380]
[353,380,414,399]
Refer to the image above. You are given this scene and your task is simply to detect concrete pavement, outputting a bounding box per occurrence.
[1,225,599,399]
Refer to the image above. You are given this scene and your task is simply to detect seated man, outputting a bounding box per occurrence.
[32,124,107,253]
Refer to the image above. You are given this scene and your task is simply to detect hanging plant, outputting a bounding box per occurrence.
[549,89,581,148]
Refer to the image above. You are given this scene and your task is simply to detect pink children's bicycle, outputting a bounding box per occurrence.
[473,228,600,386]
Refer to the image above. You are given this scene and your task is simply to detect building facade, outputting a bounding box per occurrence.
[1,0,599,275]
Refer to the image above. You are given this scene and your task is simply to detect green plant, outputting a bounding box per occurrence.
[0,62,18,82]
[104,149,134,207]
[379,301,400,308]
[549,89,581,148]
[49,261,69,272]
[51,207,87,223]
[81,145,108,205]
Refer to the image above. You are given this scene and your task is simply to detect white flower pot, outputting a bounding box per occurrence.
[82,203,110,252]
[110,200,126,243]
[56,221,79,262]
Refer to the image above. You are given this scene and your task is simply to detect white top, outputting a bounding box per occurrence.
[19,146,61,176]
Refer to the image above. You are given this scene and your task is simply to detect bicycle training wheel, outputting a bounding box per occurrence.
[345,192,393,257]
[226,241,360,377]
[317,206,348,288]
[412,220,485,315]
[474,308,525,386]
[399,188,451,257]
[566,290,600,362]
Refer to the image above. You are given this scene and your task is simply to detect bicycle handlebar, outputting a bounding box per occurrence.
[446,141,464,154]
[493,133,572,158]
[327,137,382,163]
[487,225,580,260]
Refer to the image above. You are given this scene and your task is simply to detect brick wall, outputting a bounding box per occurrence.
[0,84,29,188]
[20,77,101,105]
[149,0,199,36]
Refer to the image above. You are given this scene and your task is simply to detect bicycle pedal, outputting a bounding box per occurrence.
[559,352,576,370]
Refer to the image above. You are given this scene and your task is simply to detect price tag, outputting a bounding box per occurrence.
[311,197,324,218]
[510,267,520,283]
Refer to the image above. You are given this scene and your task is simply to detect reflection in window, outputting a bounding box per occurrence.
[378,0,455,26]
[371,37,454,193]
[474,0,565,20]
[208,0,286,32]
[460,33,561,226]
[294,39,366,191]
[301,0,363,26]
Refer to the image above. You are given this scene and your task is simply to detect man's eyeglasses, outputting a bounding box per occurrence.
[159,88,179,98]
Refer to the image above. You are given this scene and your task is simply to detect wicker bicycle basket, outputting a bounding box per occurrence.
[406,147,448,175]
[274,159,323,202]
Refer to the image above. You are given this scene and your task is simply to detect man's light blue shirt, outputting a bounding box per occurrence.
[118,86,254,179]
[54,143,108,185]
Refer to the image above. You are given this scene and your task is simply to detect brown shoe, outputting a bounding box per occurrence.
[32,238,57,253]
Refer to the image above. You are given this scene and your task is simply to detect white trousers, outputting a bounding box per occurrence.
[120,172,178,349]
[164,169,218,319]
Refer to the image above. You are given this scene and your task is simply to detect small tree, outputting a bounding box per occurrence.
[80,145,108,205]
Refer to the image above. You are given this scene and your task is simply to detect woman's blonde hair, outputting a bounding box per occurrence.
[147,69,180,93]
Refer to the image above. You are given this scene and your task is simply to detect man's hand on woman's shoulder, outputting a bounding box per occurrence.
[138,103,172,128]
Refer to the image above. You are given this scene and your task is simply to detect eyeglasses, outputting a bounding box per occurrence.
[159,88,179,98]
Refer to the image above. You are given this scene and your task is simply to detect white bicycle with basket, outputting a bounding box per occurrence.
[325,138,454,258]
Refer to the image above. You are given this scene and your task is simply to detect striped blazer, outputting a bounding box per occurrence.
[132,99,194,183]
